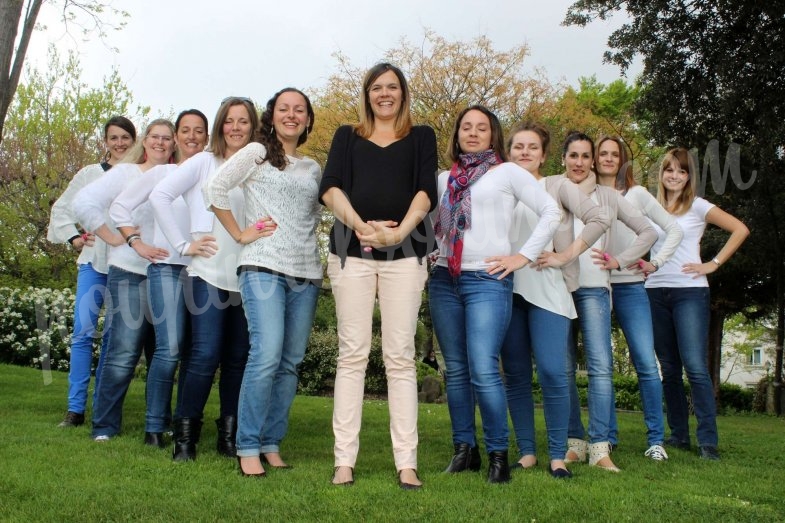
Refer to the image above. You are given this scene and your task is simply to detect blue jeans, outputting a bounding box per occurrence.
[611,282,665,446]
[429,266,512,453]
[91,266,153,438]
[647,286,717,447]
[145,264,189,432]
[67,263,109,414]
[175,277,249,420]
[235,270,319,456]
[570,287,614,444]
[501,295,569,460]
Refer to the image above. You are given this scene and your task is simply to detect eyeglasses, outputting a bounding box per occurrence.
[221,96,254,106]
[147,134,173,142]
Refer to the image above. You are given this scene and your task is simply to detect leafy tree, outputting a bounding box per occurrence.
[0,47,147,288]
[0,0,127,143]
[565,1,785,402]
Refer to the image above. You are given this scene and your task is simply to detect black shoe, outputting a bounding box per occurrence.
[144,432,166,449]
[664,435,691,450]
[549,465,573,479]
[172,417,202,461]
[398,469,422,491]
[237,456,266,478]
[58,411,85,427]
[444,443,481,473]
[216,415,237,458]
[487,450,511,484]
[698,446,721,461]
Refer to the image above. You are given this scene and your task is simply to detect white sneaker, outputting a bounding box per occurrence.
[644,444,668,461]
[93,435,111,442]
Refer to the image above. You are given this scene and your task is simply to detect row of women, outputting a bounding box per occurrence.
[48,62,749,488]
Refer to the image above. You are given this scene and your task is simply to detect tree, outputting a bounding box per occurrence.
[0,0,127,143]
[565,1,785,408]
[0,47,147,287]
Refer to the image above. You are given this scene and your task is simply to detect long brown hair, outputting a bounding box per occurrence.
[657,147,698,215]
[355,62,412,139]
[596,135,635,191]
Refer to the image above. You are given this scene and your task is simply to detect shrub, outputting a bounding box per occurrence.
[718,382,754,413]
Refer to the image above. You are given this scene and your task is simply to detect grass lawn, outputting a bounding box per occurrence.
[0,364,783,522]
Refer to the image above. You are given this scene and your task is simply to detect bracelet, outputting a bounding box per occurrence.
[651,260,660,272]
[126,233,141,247]
[712,257,721,266]
[67,235,80,246]
[128,236,142,247]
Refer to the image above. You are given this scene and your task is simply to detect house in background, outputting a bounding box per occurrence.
[720,321,775,388]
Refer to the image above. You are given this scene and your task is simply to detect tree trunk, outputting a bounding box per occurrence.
[0,0,43,143]
[707,309,725,407]
[775,258,784,415]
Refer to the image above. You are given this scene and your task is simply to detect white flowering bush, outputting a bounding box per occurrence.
[0,287,101,371]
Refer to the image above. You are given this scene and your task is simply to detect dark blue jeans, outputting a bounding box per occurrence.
[174,277,249,421]
[429,266,512,453]
[647,286,717,447]
[501,295,569,460]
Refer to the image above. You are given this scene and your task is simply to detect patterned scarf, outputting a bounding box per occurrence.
[434,149,502,276]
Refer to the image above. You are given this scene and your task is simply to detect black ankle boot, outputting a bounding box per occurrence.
[487,450,511,483]
[172,418,202,462]
[216,415,237,458]
[444,443,482,473]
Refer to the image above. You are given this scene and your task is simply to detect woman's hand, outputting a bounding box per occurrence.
[590,248,621,270]
[484,253,530,280]
[185,235,218,258]
[131,241,169,263]
[534,250,570,270]
[238,217,277,245]
[356,220,400,250]
[682,261,718,278]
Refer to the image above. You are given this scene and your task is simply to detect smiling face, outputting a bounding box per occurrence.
[564,139,594,184]
[457,109,492,154]
[142,124,176,165]
[509,130,546,178]
[272,90,309,147]
[661,159,690,196]
[368,70,402,122]
[222,104,253,156]
[104,124,135,163]
[596,139,621,180]
[175,114,208,161]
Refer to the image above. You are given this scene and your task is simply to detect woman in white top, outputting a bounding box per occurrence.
[430,105,561,483]
[48,116,136,428]
[74,118,175,441]
[149,97,258,461]
[590,135,683,462]
[645,147,748,461]
[206,88,322,478]
[500,122,610,479]
[548,132,656,472]
[109,109,210,448]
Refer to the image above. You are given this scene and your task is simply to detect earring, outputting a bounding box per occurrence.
[270,127,275,135]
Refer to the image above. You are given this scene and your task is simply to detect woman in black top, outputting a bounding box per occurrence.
[320,62,437,489]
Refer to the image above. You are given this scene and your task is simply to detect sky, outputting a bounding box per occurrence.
[24,0,641,126]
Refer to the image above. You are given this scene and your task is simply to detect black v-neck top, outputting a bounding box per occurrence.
[319,125,438,263]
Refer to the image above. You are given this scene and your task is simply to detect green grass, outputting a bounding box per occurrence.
[0,364,783,522]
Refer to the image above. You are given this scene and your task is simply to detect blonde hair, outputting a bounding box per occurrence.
[657,147,698,215]
[122,118,176,165]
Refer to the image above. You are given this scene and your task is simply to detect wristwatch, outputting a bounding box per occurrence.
[650,260,660,272]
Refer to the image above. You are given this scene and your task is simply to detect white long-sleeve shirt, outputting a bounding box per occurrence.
[204,142,323,280]
[73,163,154,276]
[434,162,561,271]
[47,163,111,273]
[149,151,245,292]
[110,164,190,267]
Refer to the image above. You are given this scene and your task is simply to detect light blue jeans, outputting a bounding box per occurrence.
[611,282,665,446]
[235,270,319,457]
[67,263,109,414]
[501,294,570,460]
[91,266,153,438]
[569,287,614,444]
[429,266,512,453]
